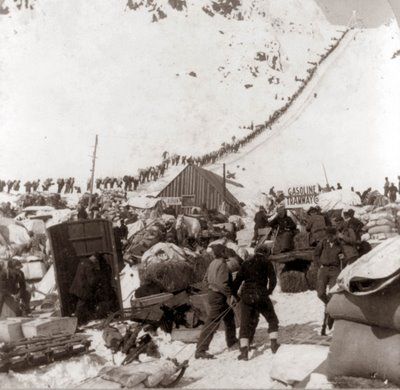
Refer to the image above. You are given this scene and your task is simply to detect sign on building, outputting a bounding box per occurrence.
[285,185,320,209]
[182,195,196,207]
[161,197,182,206]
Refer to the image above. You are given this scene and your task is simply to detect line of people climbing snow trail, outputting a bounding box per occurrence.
[0,30,351,198]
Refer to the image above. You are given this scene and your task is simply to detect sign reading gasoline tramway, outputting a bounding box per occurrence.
[161,197,182,206]
[285,185,320,208]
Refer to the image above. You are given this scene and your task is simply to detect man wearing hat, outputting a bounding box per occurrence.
[314,227,342,305]
[195,244,238,359]
[10,260,31,315]
[269,206,297,253]
[70,254,101,325]
[306,207,327,247]
[252,206,269,246]
[232,245,279,360]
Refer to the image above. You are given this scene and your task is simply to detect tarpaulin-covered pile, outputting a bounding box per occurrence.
[0,217,31,257]
[317,189,361,212]
[127,197,165,220]
[78,358,187,388]
[125,220,166,260]
[139,242,213,292]
[327,236,400,385]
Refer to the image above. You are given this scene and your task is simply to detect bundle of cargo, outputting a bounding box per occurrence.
[127,197,166,221]
[124,220,166,259]
[12,254,48,282]
[138,242,213,292]
[363,205,399,246]
[78,358,188,389]
[327,237,400,385]
[0,217,31,257]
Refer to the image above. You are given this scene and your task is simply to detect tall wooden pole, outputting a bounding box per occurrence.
[222,163,226,202]
[88,134,98,211]
[321,163,330,190]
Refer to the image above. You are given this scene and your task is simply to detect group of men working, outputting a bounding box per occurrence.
[195,243,279,361]
[384,176,400,203]
[0,259,31,316]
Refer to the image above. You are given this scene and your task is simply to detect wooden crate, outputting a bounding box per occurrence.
[21,317,77,339]
[171,327,202,343]
[0,318,32,343]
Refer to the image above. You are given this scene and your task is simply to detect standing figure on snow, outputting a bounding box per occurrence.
[13,180,21,192]
[384,177,390,197]
[57,178,65,194]
[334,217,359,265]
[388,183,398,203]
[232,245,280,361]
[69,254,101,325]
[314,227,342,334]
[7,180,14,193]
[252,206,270,246]
[269,206,297,253]
[343,209,363,242]
[32,180,40,192]
[306,206,326,247]
[24,181,32,194]
[195,244,237,359]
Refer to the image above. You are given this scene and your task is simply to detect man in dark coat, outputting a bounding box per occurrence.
[57,178,65,194]
[69,254,101,325]
[252,206,269,245]
[195,244,237,359]
[165,220,178,244]
[8,260,31,315]
[384,177,390,197]
[113,223,126,271]
[24,181,32,193]
[344,209,364,241]
[232,245,279,360]
[77,205,88,220]
[314,227,342,305]
[388,183,398,203]
[306,207,326,246]
[269,207,297,253]
[32,180,40,192]
[334,217,359,265]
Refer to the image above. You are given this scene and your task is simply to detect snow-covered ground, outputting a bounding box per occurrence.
[0,290,326,389]
[1,0,399,387]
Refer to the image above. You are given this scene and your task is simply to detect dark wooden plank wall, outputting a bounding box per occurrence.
[158,165,235,213]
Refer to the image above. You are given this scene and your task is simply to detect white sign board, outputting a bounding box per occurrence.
[285,185,320,209]
[160,197,182,206]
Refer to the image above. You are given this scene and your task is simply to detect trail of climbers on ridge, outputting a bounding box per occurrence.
[212,28,357,169]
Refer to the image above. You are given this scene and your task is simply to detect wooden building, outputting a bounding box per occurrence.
[157,164,242,215]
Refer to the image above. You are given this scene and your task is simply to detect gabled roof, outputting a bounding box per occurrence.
[157,164,242,210]
[193,166,241,209]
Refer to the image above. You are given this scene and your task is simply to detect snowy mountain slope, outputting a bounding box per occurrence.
[221,21,400,204]
[119,20,400,212]
[0,0,339,182]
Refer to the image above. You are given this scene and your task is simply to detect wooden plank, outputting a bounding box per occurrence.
[270,249,314,263]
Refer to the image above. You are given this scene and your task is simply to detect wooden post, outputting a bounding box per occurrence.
[222,163,226,202]
[88,134,98,212]
[321,163,330,190]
